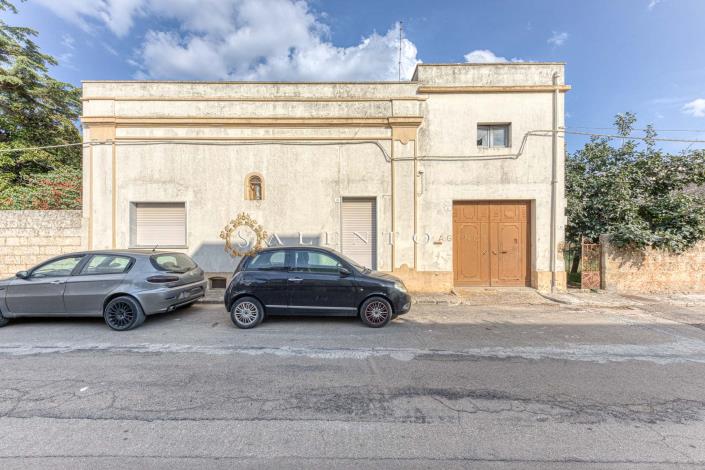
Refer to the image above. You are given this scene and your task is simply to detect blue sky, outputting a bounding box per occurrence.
[9,0,705,151]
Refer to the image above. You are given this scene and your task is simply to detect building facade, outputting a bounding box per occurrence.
[81,63,569,292]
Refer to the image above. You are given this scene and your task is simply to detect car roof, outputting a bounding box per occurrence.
[60,249,186,258]
[257,246,337,254]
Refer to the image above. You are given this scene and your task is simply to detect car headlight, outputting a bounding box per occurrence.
[393,281,408,293]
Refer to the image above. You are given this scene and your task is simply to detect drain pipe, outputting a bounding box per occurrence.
[550,71,560,292]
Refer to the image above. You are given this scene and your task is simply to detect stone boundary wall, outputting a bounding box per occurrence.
[0,211,85,278]
[600,235,705,293]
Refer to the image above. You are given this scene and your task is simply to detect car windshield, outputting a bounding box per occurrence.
[150,253,197,273]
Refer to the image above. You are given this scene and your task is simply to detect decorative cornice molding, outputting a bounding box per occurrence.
[116,135,392,142]
[417,85,571,94]
[81,116,425,129]
[82,96,427,102]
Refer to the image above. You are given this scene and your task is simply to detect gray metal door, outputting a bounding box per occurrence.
[6,277,69,315]
[341,198,377,270]
[63,254,133,315]
[5,255,85,315]
[63,274,127,315]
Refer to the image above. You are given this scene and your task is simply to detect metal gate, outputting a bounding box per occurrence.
[581,240,601,289]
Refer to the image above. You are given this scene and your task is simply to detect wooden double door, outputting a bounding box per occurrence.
[453,201,531,287]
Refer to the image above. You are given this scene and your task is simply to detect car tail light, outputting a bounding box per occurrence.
[147,275,180,283]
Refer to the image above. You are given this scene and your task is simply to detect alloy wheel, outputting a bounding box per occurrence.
[234,301,259,325]
[106,301,135,329]
[363,300,389,325]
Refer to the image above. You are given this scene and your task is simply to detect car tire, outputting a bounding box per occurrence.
[103,296,146,331]
[359,297,393,328]
[230,297,264,329]
[0,308,9,328]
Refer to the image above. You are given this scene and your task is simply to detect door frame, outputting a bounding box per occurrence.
[452,200,532,287]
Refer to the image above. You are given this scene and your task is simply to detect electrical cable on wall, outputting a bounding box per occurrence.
[1,129,704,157]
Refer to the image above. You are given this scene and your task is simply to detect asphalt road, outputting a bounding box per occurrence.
[1,301,705,469]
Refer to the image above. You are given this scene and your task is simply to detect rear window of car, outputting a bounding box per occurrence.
[247,250,289,271]
[150,253,197,273]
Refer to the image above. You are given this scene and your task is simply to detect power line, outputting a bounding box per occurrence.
[2,128,705,156]
[568,126,705,133]
[397,21,403,81]
[0,142,87,153]
[555,130,705,144]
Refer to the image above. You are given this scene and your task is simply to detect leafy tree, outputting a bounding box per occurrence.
[0,0,82,209]
[566,113,705,260]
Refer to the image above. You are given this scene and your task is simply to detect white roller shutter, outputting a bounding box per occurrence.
[341,198,377,270]
[133,203,186,247]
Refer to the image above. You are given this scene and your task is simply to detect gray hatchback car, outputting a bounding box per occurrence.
[0,250,206,330]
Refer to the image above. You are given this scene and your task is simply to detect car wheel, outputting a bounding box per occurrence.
[230,297,264,329]
[0,308,9,328]
[103,296,146,331]
[360,297,393,328]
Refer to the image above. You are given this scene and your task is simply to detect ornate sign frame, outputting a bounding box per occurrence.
[219,213,268,257]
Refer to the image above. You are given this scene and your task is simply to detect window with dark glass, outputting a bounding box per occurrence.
[477,124,510,148]
[150,253,197,273]
[31,256,84,278]
[248,250,289,271]
[80,255,132,275]
[292,250,341,274]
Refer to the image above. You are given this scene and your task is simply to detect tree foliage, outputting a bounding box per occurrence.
[566,113,705,252]
[0,0,82,209]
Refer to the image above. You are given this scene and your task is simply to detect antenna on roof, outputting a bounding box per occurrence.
[398,21,403,81]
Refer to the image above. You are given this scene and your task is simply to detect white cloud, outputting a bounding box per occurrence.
[102,43,120,57]
[683,98,705,117]
[547,31,568,47]
[35,0,144,37]
[61,34,75,50]
[648,0,662,10]
[35,0,421,81]
[464,49,523,64]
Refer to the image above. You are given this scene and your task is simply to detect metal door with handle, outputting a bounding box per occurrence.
[288,250,357,315]
[5,255,85,315]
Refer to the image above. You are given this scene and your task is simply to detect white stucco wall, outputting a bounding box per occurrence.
[82,63,567,289]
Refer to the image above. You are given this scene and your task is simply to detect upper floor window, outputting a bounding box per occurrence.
[477,124,510,148]
[246,174,263,200]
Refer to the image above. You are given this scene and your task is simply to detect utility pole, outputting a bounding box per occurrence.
[398,21,403,81]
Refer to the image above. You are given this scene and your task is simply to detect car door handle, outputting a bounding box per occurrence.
[50,280,64,284]
[288,278,303,282]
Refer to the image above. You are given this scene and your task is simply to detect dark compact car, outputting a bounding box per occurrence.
[224,246,411,329]
[0,250,206,331]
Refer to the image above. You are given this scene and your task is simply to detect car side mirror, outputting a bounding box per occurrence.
[15,271,29,279]
[339,267,352,277]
